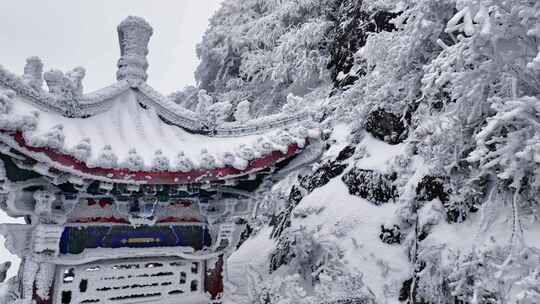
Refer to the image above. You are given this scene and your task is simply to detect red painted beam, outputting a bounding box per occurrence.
[1,130,305,184]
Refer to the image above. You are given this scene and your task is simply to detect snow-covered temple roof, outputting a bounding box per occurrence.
[0,16,319,185]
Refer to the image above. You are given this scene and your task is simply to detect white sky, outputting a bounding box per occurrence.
[0,0,223,94]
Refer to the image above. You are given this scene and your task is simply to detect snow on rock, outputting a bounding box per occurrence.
[364,109,408,145]
[324,123,353,159]
[235,177,412,303]
[354,133,406,172]
[341,167,397,205]
[291,179,411,301]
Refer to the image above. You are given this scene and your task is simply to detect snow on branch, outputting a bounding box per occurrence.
[468,96,540,188]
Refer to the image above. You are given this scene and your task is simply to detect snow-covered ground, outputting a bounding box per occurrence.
[224,129,413,303]
[225,227,276,303]
[0,210,23,280]
[292,178,411,301]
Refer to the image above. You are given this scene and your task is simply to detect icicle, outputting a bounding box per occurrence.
[199,148,216,169]
[151,149,170,171]
[71,137,92,161]
[175,151,194,172]
[125,148,144,171]
[96,145,118,168]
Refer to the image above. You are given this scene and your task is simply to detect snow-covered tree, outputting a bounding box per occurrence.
[191,0,540,302]
[195,0,333,116]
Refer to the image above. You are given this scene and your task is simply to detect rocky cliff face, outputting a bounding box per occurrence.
[191,0,540,303]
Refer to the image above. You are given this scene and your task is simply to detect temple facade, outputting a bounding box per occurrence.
[0,16,319,304]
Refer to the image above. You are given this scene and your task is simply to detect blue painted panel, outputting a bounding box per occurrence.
[60,225,212,254]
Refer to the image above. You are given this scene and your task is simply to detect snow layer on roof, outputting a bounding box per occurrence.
[10,89,280,170]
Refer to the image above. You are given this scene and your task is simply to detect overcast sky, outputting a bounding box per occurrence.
[0,0,223,94]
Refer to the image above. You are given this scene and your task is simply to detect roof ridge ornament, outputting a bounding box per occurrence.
[116,16,153,86]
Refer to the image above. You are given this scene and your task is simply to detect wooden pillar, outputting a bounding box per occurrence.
[205,255,224,303]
